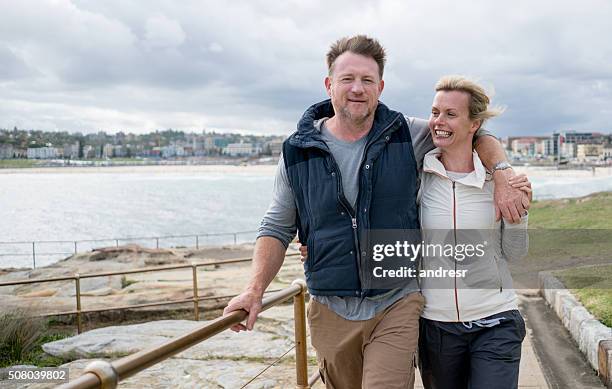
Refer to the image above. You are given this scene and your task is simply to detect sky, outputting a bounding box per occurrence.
[0,0,611,138]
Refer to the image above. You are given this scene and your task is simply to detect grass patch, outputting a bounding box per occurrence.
[120,275,138,289]
[0,310,72,368]
[528,192,612,229]
[554,265,612,327]
[0,159,40,169]
[524,192,612,262]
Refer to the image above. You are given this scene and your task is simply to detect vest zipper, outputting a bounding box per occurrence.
[305,113,403,297]
[351,114,402,294]
[329,157,363,296]
[452,181,461,322]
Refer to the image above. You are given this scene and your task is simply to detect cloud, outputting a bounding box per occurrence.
[0,0,610,136]
[143,14,186,50]
[0,46,35,80]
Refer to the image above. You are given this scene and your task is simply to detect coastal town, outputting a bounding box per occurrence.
[1,127,611,166]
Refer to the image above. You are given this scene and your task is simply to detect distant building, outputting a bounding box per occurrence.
[576,144,604,162]
[82,145,96,159]
[604,145,612,161]
[563,131,603,144]
[63,142,80,159]
[14,148,27,158]
[203,137,215,150]
[545,133,562,156]
[27,147,57,159]
[560,142,576,159]
[545,131,605,159]
[223,142,258,156]
[102,144,114,158]
[265,139,283,156]
[160,144,186,158]
[149,147,162,158]
[511,137,539,157]
[0,144,14,159]
[113,145,127,158]
[214,137,231,149]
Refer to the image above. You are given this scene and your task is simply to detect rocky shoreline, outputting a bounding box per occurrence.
[1,243,310,387]
[0,243,303,320]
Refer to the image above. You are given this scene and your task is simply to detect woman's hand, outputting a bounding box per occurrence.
[299,244,308,263]
[509,174,533,203]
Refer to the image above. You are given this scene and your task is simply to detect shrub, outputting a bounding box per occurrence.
[0,308,45,365]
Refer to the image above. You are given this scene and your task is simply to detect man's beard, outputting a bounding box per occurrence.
[338,105,373,126]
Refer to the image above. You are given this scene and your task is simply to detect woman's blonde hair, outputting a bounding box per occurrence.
[435,75,504,128]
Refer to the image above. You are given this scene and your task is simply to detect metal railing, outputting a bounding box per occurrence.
[0,253,299,334]
[0,230,259,268]
[57,280,321,389]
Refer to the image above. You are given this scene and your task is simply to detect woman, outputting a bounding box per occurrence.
[417,75,530,389]
[299,75,532,388]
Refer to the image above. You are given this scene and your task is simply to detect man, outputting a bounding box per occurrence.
[224,35,528,388]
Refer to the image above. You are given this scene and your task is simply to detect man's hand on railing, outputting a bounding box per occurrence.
[223,289,263,332]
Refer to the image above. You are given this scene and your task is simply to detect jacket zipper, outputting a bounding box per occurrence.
[452,181,461,321]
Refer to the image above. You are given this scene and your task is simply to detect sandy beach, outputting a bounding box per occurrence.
[514,165,612,178]
[1,163,611,177]
[0,164,278,175]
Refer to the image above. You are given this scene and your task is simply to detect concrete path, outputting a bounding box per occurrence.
[520,294,605,389]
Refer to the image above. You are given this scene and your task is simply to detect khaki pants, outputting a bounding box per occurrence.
[308,292,424,389]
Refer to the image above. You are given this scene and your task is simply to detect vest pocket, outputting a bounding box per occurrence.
[304,231,316,271]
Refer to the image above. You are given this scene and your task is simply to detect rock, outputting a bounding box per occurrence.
[42,320,295,361]
[38,313,317,388]
[258,304,306,339]
[177,329,293,360]
[42,321,201,359]
[43,332,170,359]
[1,358,293,389]
[19,289,57,297]
[578,319,612,371]
[80,287,114,296]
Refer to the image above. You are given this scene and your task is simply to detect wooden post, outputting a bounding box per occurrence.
[32,242,36,268]
[292,280,309,389]
[75,274,82,334]
[192,264,199,321]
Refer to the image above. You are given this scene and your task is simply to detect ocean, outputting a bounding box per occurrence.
[1,165,611,268]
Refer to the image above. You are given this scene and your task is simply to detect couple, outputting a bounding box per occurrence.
[224,35,531,389]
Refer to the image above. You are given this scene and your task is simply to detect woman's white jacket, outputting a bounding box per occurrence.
[418,148,529,322]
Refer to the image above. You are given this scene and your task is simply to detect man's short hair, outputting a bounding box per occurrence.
[326,35,386,78]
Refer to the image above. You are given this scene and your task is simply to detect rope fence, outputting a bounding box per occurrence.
[0,254,300,334]
[0,230,259,268]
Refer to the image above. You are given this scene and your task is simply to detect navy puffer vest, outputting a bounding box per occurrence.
[283,99,419,297]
